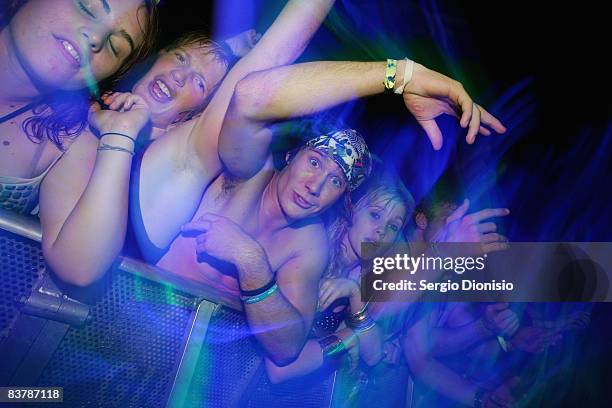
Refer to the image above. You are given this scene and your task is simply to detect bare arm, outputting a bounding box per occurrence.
[264,327,357,383]
[318,276,383,366]
[182,213,326,365]
[40,95,148,286]
[189,0,336,164]
[219,59,505,178]
[137,0,335,250]
[238,248,323,365]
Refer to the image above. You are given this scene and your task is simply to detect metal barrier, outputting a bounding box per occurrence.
[0,209,336,407]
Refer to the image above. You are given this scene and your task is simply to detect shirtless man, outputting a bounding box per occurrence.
[170,59,506,365]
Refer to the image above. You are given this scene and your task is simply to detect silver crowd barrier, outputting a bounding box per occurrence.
[0,208,339,407]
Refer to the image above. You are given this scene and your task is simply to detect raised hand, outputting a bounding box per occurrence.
[403,63,506,150]
[435,199,510,254]
[89,92,151,136]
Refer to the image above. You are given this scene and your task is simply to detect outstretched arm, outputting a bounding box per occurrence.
[219,59,505,178]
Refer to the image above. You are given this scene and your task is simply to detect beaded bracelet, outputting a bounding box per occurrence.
[97,143,134,156]
[383,59,398,94]
[242,283,278,304]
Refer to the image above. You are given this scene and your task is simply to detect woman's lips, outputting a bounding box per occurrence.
[54,36,82,69]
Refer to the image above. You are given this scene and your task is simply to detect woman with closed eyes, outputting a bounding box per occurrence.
[0,0,158,285]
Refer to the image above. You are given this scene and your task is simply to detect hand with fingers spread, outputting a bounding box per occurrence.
[436,199,510,254]
[482,303,520,338]
[403,63,507,150]
[90,92,151,136]
[181,213,262,265]
[318,278,360,310]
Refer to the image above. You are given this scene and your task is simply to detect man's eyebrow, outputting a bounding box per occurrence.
[100,0,111,14]
[309,150,341,173]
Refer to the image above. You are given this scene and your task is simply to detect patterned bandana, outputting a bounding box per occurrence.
[305,129,372,191]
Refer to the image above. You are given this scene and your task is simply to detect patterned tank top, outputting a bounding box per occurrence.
[0,153,63,215]
[0,102,64,215]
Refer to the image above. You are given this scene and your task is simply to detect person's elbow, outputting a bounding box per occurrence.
[232,73,269,121]
[43,247,108,287]
[263,324,306,367]
[265,363,290,385]
[265,343,302,367]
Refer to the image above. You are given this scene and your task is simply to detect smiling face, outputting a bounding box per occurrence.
[347,194,408,259]
[276,148,348,221]
[132,45,227,128]
[8,0,148,91]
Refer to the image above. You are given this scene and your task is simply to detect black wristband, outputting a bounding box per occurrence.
[239,276,276,297]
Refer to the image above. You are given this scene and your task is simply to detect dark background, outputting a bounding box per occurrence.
[156,0,612,242]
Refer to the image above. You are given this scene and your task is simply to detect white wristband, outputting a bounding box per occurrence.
[394,57,414,95]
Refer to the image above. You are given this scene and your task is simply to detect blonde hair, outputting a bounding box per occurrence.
[324,175,415,280]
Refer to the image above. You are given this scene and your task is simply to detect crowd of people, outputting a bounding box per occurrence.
[0,1,593,407]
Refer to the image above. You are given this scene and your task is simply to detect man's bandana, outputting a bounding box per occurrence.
[305,129,372,191]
